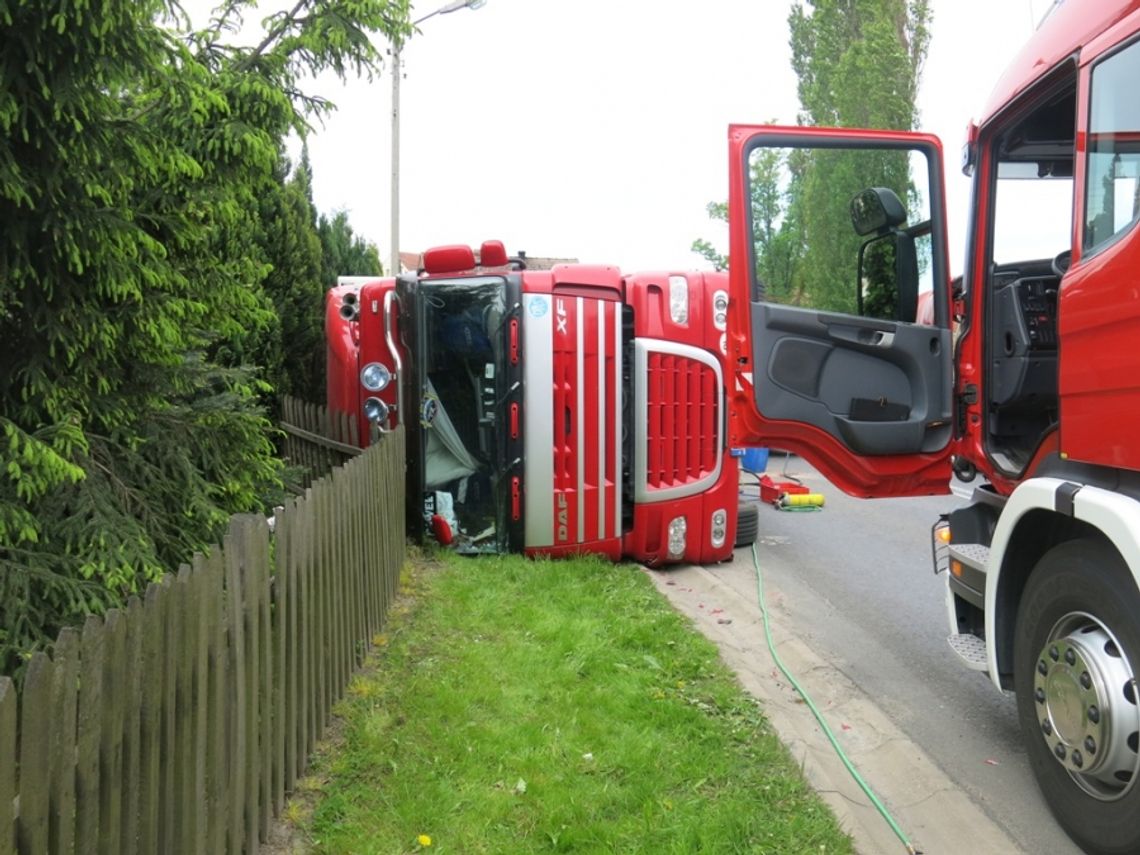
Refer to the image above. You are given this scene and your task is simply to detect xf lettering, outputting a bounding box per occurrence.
[556,298,568,335]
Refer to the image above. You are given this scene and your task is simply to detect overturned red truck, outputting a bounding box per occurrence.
[327,240,756,566]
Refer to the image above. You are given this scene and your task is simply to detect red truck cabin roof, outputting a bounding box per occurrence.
[979,1,1140,128]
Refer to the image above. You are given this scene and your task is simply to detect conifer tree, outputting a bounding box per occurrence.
[0,0,411,672]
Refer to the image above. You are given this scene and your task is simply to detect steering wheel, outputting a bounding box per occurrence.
[1051,248,1072,278]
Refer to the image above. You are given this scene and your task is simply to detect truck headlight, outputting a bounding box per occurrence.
[667,516,687,559]
[669,275,689,325]
[710,508,727,548]
[363,397,389,424]
[360,362,392,391]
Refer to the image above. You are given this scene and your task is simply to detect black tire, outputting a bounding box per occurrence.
[734,501,760,548]
[1013,538,1140,855]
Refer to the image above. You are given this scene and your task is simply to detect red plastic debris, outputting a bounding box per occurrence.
[431,513,454,545]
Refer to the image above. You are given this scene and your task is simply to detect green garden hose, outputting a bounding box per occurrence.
[750,543,918,855]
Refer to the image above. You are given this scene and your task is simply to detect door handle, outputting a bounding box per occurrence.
[828,324,896,349]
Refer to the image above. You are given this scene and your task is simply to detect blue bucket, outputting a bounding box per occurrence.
[741,447,769,474]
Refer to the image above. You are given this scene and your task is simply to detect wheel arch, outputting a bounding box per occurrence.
[986,478,1140,689]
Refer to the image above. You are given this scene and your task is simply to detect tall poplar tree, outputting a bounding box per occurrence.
[692,0,931,312]
[788,0,931,312]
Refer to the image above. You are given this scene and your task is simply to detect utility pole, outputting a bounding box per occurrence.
[389,0,486,275]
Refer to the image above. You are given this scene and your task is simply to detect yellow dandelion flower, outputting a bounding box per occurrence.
[417,833,432,847]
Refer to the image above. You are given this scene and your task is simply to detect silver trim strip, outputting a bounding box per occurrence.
[633,339,724,504]
[614,306,622,536]
[577,297,586,543]
[383,290,403,429]
[598,302,606,539]
[523,296,555,546]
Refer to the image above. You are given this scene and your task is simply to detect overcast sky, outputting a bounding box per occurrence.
[297,0,1048,275]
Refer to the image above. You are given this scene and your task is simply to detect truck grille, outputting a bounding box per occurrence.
[644,352,719,488]
[633,339,724,504]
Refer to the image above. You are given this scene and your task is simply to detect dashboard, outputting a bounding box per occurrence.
[989,261,1059,422]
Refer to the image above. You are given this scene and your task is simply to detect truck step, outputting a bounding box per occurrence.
[947,543,990,573]
[947,633,989,671]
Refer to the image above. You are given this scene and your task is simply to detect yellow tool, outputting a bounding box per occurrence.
[778,492,825,509]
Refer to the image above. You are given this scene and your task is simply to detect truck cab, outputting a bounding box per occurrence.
[726,3,1140,851]
[327,241,749,567]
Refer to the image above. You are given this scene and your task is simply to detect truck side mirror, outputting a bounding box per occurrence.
[851,186,919,322]
[895,231,919,323]
[856,230,919,323]
[850,187,908,236]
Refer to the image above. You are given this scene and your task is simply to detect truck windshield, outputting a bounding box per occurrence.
[413,277,513,554]
[992,167,1073,265]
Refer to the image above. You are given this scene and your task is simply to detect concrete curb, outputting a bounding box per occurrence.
[645,560,1026,855]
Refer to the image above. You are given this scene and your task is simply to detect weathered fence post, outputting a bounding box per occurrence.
[49,627,79,855]
[2,426,406,854]
[0,677,15,854]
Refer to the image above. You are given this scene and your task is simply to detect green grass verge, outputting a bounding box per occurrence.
[304,552,853,854]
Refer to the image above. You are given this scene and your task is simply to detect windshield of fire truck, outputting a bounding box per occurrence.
[414,278,512,554]
[991,164,1073,265]
[989,82,1076,267]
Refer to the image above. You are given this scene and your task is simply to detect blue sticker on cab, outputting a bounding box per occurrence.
[528,296,549,318]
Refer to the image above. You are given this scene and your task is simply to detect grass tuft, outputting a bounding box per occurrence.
[306,552,853,854]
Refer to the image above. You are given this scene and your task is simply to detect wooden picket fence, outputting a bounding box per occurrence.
[279,395,362,490]
[0,427,406,855]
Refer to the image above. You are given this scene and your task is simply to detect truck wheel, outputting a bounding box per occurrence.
[734,501,760,548]
[1013,538,1140,855]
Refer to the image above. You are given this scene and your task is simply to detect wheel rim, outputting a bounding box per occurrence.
[1033,611,1140,801]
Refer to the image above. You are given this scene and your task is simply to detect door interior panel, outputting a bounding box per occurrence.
[768,338,830,397]
[753,302,952,456]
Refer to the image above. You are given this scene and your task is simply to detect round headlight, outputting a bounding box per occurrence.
[710,508,728,548]
[363,397,390,424]
[712,290,729,331]
[360,362,392,391]
[667,516,687,559]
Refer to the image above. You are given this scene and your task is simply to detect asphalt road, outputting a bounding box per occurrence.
[694,454,1083,854]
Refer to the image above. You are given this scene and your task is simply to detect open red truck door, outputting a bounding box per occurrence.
[726,125,956,498]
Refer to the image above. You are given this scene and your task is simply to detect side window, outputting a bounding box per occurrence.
[746,144,934,324]
[1085,40,1140,254]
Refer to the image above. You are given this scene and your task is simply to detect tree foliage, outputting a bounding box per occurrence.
[691,203,729,272]
[0,0,410,672]
[254,150,327,406]
[790,0,930,130]
[319,209,384,285]
[692,0,931,315]
[785,0,931,313]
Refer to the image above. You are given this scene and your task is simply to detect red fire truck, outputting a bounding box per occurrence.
[724,2,1140,851]
[327,240,756,566]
